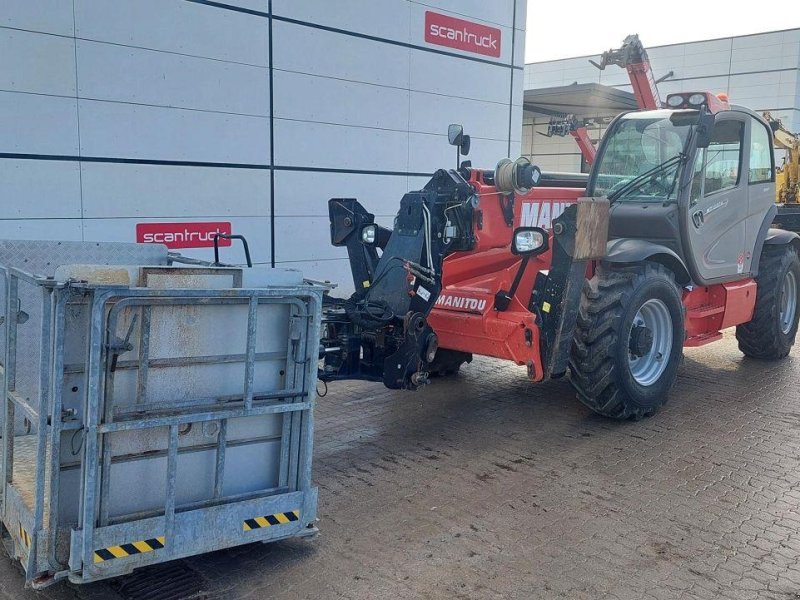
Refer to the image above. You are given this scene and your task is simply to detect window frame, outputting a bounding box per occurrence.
[693,117,745,201]
[748,117,775,186]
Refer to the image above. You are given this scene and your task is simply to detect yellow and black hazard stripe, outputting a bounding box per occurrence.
[93,536,165,563]
[18,523,31,548]
[243,509,300,531]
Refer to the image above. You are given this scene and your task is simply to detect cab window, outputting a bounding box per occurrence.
[690,120,744,204]
[749,117,774,184]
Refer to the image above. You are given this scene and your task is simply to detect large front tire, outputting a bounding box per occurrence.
[569,262,685,419]
[736,245,800,359]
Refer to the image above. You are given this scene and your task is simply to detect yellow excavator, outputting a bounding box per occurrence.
[766,111,800,230]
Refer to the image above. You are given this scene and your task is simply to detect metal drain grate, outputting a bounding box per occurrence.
[108,561,209,600]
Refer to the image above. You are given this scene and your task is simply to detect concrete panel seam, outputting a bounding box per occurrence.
[273,68,514,107]
[182,0,522,71]
[0,24,268,69]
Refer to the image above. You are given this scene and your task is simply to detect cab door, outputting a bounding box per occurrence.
[744,115,777,273]
[685,114,749,281]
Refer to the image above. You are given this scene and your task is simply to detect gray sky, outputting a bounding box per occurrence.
[525,0,800,63]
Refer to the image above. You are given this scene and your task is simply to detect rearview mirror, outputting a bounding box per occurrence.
[695,109,716,149]
[511,227,549,256]
[448,123,463,146]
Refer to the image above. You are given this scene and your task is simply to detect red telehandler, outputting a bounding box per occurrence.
[320,92,800,419]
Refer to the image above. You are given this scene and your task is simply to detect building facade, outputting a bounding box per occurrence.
[523,28,800,173]
[1,0,525,291]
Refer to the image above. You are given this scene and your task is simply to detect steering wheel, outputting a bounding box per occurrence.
[649,172,676,196]
[607,178,633,196]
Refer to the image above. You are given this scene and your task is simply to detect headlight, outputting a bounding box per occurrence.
[688,93,706,106]
[361,224,376,244]
[666,94,685,108]
[512,227,548,255]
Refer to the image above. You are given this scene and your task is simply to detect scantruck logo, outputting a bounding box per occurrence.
[424,11,501,58]
[136,222,232,249]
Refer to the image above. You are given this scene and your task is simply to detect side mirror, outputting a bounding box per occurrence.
[448,123,463,146]
[695,109,716,149]
[460,134,470,156]
[511,227,549,256]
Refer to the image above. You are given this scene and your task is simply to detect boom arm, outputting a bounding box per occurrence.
[764,112,800,151]
[545,35,665,165]
[591,34,662,110]
[544,115,596,165]
[569,126,597,166]
[764,112,800,204]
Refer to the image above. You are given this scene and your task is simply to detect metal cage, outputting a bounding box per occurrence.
[0,241,322,587]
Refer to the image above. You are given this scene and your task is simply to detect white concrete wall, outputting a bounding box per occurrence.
[524,28,800,170]
[0,0,526,293]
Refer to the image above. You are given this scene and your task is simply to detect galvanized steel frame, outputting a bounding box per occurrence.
[0,265,322,587]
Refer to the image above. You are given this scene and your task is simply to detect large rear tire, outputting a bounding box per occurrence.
[569,262,685,420]
[736,245,800,359]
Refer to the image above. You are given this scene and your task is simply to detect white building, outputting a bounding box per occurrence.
[523,28,800,173]
[1,0,525,291]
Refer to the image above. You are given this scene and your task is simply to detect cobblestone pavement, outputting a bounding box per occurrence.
[4,331,800,599]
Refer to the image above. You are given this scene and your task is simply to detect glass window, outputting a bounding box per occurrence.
[749,118,773,184]
[588,111,693,202]
[689,120,743,204]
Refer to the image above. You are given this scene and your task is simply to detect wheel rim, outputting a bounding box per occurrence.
[628,299,673,387]
[780,270,798,335]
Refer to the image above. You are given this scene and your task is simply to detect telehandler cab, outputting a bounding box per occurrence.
[320,92,800,419]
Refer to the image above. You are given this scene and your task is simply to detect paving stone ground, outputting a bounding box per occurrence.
[4,330,800,599]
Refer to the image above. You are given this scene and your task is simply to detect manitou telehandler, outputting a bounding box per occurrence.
[320,91,800,419]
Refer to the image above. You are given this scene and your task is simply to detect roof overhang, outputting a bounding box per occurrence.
[523,83,637,119]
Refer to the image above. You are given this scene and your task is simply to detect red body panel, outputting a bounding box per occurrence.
[683,280,756,347]
[427,170,760,379]
[429,172,581,380]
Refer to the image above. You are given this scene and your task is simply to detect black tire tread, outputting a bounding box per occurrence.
[736,245,800,359]
[569,262,683,420]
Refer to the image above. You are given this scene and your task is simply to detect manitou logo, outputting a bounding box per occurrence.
[136,222,232,249]
[520,201,575,229]
[424,11,501,58]
[435,294,487,313]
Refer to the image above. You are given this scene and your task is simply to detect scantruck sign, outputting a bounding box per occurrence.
[136,222,232,249]
[424,11,501,58]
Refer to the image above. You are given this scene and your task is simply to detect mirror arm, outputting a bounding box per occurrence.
[494,255,531,312]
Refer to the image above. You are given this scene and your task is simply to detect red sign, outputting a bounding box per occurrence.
[424,11,501,58]
[136,222,232,249]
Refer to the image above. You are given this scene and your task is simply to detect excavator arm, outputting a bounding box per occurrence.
[764,112,799,206]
